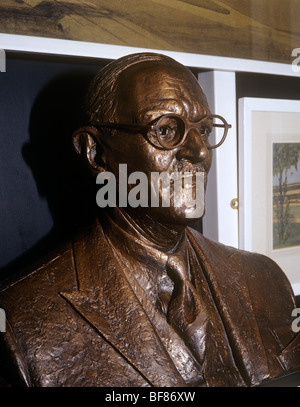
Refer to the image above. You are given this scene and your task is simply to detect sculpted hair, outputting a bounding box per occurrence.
[84,52,184,124]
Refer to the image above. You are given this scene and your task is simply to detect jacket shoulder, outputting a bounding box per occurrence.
[0,241,78,386]
[0,241,77,311]
[187,227,295,301]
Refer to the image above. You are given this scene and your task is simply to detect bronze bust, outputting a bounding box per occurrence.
[0,52,299,387]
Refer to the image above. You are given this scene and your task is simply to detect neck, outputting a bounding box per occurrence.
[101,206,187,253]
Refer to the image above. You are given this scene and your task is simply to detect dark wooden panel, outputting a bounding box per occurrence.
[0,0,299,64]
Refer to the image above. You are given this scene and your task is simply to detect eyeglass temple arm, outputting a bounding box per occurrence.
[213,123,232,129]
[208,121,231,150]
[90,122,151,131]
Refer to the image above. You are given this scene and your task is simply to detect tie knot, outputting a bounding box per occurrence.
[166,254,189,283]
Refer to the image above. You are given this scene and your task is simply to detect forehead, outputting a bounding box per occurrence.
[116,61,209,120]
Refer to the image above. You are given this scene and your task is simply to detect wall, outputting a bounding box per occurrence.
[0,53,106,278]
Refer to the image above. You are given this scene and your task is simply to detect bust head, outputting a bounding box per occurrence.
[73,53,226,225]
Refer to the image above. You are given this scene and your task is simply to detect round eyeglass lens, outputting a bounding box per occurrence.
[155,115,185,149]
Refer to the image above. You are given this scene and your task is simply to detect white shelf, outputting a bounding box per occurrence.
[1,33,300,77]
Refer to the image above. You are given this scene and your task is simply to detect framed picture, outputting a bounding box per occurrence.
[238,97,300,296]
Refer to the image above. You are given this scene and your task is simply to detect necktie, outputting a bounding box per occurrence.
[166,253,209,365]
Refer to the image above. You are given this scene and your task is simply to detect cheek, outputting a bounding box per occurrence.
[148,151,176,173]
[127,140,176,175]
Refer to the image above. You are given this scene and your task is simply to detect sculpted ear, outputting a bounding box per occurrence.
[72,126,106,175]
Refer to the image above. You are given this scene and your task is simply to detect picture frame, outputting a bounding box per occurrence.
[238,97,300,296]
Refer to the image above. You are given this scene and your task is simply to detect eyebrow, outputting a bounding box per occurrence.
[141,108,208,124]
[138,100,186,120]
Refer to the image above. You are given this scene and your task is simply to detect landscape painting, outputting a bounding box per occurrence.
[273,142,300,250]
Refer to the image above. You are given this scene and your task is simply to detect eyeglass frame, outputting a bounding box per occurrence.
[90,113,231,150]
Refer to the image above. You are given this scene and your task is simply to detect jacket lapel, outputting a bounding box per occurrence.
[187,228,270,386]
[60,220,185,387]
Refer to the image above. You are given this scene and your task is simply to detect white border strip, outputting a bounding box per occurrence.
[238,97,253,251]
[1,33,299,77]
[293,283,300,297]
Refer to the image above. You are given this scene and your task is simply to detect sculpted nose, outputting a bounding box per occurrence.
[176,128,209,163]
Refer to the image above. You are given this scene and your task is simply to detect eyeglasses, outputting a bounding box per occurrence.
[90,113,231,150]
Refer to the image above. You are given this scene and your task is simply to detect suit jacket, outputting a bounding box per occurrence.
[0,220,299,387]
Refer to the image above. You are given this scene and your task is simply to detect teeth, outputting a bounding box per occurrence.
[177,166,201,175]
[184,183,193,189]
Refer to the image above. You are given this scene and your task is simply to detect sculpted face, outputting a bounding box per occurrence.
[97,60,213,224]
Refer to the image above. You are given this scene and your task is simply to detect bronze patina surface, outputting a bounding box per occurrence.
[0,53,299,387]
